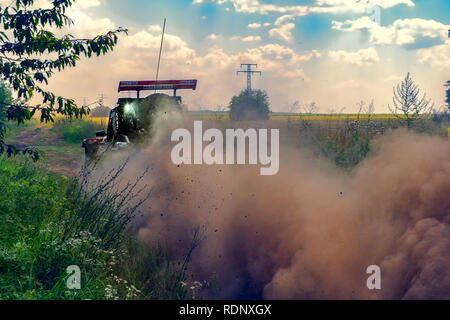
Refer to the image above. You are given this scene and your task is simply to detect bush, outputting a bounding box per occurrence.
[296,119,383,168]
[0,157,193,299]
[229,90,270,121]
[51,118,104,144]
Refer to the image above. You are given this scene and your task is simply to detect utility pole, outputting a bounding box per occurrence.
[237,63,261,92]
[94,93,106,107]
[98,93,105,107]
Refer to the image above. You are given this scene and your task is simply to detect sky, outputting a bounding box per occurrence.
[14,0,450,113]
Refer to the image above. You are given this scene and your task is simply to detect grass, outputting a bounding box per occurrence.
[0,156,194,300]
[5,117,107,145]
[51,118,105,145]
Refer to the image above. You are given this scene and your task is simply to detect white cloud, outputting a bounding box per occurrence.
[370,19,448,47]
[206,34,218,40]
[0,0,112,37]
[274,15,295,26]
[332,16,379,31]
[110,26,322,108]
[76,0,102,9]
[69,11,116,37]
[192,0,414,16]
[316,0,414,9]
[269,22,295,42]
[269,15,296,42]
[328,47,379,65]
[251,44,321,63]
[229,35,263,42]
[332,18,449,48]
[417,40,450,69]
[0,0,103,9]
[242,35,262,42]
[248,23,262,29]
[192,0,309,15]
[123,29,196,61]
[148,25,163,33]
[0,0,50,9]
[120,26,319,79]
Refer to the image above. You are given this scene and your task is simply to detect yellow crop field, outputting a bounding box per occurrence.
[23,113,416,130]
[88,117,109,126]
[269,114,399,121]
[185,112,401,121]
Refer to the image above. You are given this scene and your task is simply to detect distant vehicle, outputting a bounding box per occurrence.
[82,79,197,164]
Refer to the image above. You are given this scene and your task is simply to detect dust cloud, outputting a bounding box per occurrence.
[100,115,450,300]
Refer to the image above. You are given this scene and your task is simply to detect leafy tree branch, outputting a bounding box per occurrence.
[0,0,127,159]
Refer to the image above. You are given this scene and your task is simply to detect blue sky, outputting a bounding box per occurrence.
[93,0,448,51]
[43,0,450,112]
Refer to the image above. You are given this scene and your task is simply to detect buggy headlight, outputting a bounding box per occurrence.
[124,103,135,115]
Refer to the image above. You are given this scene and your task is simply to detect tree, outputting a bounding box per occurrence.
[303,102,318,114]
[0,80,12,144]
[90,105,111,118]
[0,0,127,159]
[356,100,374,121]
[388,72,434,129]
[228,89,270,121]
[0,80,13,116]
[287,100,300,114]
[445,81,450,110]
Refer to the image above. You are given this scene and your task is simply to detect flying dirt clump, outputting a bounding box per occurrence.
[103,120,450,300]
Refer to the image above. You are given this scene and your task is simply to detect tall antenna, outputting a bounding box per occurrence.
[155,18,166,93]
[237,63,261,92]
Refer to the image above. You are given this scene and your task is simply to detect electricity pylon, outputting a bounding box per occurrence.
[237,64,262,92]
